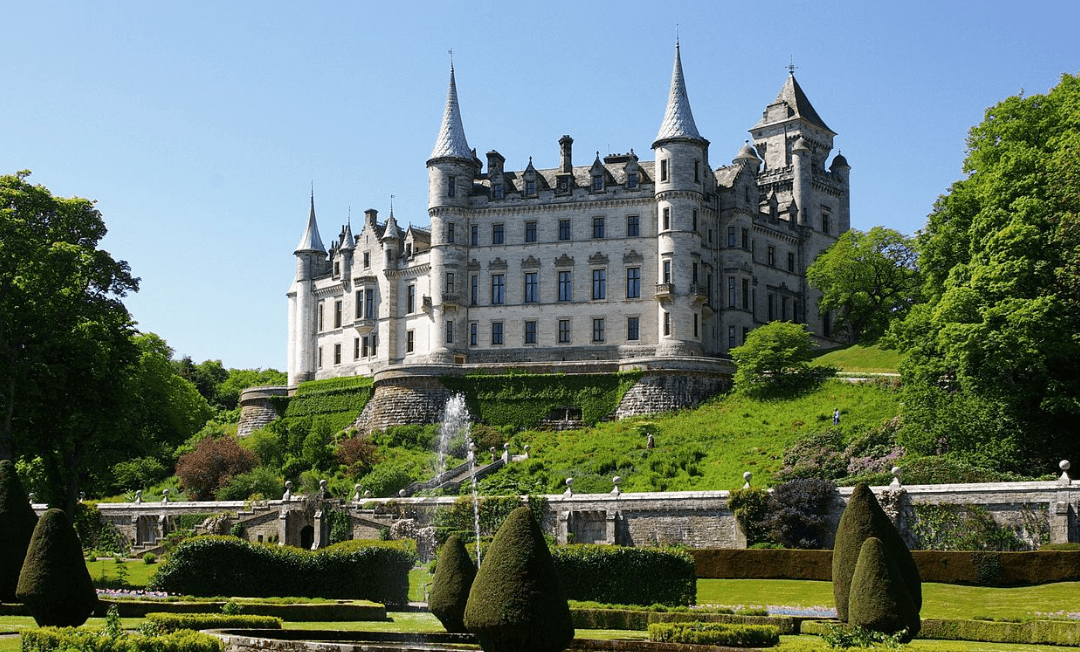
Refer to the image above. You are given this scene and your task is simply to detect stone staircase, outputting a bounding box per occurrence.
[399,458,505,496]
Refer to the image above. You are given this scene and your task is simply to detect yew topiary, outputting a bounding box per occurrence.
[832,483,921,623]
[848,537,919,640]
[429,534,476,633]
[16,508,99,626]
[464,506,574,652]
[0,459,38,602]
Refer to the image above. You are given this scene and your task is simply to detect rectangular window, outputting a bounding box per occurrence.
[365,291,374,319]
[692,210,698,231]
[446,272,455,293]
[559,219,571,241]
[526,179,536,195]
[742,228,750,250]
[491,274,505,305]
[354,337,360,360]
[407,285,416,313]
[768,293,775,321]
[362,336,369,358]
[729,325,736,348]
[492,223,504,245]
[592,216,605,238]
[693,262,699,285]
[491,322,503,345]
[470,224,479,246]
[662,207,670,230]
[470,275,478,305]
[406,330,414,353]
[558,319,571,343]
[524,221,537,242]
[493,183,504,199]
[767,246,775,266]
[728,226,736,247]
[627,316,639,341]
[371,334,377,356]
[448,176,456,197]
[558,270,572,301]
[448,222,455,243]
[318,346,323,368]
[333,261,340,278]
[694,160,700,183]
[318,302,324,331]
[742,327,749,344]
[446,320,453,344]
[469,322,478,346]
[742,279,750,310]
[663,260,671,284]
[728,277,736,307]
[524,272,538,303]
[694,313,699,338]
[592,318,605,342]
[822,213,831,234]
[663,312,671,336]
[592,269,606,300]
[782,297,789,321]
[364,252,370,268]
[334,343,341,365]
[627,172,638,189]
[626,214,639,237]
[524,320,537,344]
[355,290,363,319]
[592,175,603,191]
[660,159,669,182]
[626,267,640,298]
[334,300,342,328]
[787,252,796,273]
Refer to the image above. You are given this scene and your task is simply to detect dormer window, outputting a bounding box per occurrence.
[558,178,568,192]
[592,175,603,191]
[493,183,504,199]
[526,179,536,195]
[627,172,638,189]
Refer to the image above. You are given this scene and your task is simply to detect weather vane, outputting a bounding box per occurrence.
[787,56,798,76]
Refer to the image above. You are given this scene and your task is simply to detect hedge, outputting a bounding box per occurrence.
[919,618,1080,647]
[148,536,414,605]
[647,622,780,647]
[571,608,798,635]
[145,613,282,632]
[553,545,695,606]
[97,599,385,621]
[21,627,222,652]
[689,548,1080,586]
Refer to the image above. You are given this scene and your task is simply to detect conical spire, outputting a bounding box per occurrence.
[754,73,834,134]
[295,194,325,253]
[429,65,473,161]
[654,41,703,145]
[340,220,355,251]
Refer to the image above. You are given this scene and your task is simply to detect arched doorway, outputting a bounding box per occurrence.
[300,525,315,550]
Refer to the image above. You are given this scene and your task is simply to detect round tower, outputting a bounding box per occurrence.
[652,41,708,357]
[791,136,811,225]
[289,195,326,386]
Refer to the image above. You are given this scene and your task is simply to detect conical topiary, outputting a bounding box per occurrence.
[464,506,574,652]
[832,483,921,623]
[848,537,919,641]
[16,508,99,626]
[0,459,38,603]
[429,534,477,633]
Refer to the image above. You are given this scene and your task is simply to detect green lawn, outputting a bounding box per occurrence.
[811,343,905,374]
[86,557,159,588]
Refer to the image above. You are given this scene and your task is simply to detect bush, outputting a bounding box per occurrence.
[429,535,476,633]
[74,502,130,556]
[175,436,257,501]
[571,607,795,634]
[0,458,38,602]
[727,487,770,546]
[145,612,282,632]
[647,622,780,647]
[148,536,414,605]
[731,321,836,398]
[358,462,416,498]
[143,553,157,564]
[765,478,837,549]
[832,483,921,625]
[21,626,222,652]
[551,545,695,607]
[848,537,918,641]
[214,466,282,501]
[16,509,100,626]
[464,507,574,652]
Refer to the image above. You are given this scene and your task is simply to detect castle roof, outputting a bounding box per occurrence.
[339,221,355,251]
[653,42,704,146]
[754,74,834,135]
[295,195,326,254]
[429,65,473,161]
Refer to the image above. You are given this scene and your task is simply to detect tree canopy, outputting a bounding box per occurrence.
[894,74,1080,473]
[730,321,833,398]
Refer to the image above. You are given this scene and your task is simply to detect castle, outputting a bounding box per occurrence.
[286,45,849,387]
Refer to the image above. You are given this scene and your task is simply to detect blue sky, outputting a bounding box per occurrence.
[2,1,1077,371]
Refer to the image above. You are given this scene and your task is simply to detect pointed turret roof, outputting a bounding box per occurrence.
[429,65,473,161]
[295,195,325,254]
[754,74,834,134]
[654,41,703,146]
[340,221,355,251]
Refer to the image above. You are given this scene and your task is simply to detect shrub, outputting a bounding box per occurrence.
[731,321,836,398]
[148,536,414,605]
[214,466,282,501]
[551,545,695,606]
[464,507,574,652]
[21,626,222,652]
[145,612,282,632]
[848,537,918,641]
[765,478,837,549]
[0,458,38,602]
[335,434,380,476]
[16,509,99,626]
[429,535,476,633]
[175,436,257,501]
[832,483,921,624]
[74,502,130,556]
[647,621,780,647]
[728,487,771,546]
[143,553,157,564]
[358,462,416,497]
[111,457,169,493]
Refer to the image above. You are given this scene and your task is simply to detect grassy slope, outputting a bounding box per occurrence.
[811,343,905,374]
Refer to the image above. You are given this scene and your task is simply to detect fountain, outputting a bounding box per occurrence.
[467,441,482,566]
[437,394,470,482]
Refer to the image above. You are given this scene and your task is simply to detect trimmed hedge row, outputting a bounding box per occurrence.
[552,545,696,606]
[647,622,780,647]
[147,536,414,605]
[571,608,798,635]
[919,618,1080,647]
[146,613,282,632]
[690,548,1080,586]
[98,599,385,621]
[21,627,221,652]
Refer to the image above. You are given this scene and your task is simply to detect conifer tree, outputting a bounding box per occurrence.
[464,507,574,652]
[832,483,921,623]
[0,460,38,602]
[16,508,99,626]
[429,534,476,633]
[848,537,919,640]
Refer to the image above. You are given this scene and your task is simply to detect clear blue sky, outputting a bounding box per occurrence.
[3,1,1077,371]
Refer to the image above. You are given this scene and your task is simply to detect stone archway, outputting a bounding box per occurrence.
[300,525,315,550]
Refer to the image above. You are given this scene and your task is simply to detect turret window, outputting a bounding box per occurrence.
[365,291,375,319]
[355,290,363,318]
[728,227,735,246]
[694,160,700,183]
[741,228,749,250]
[692,210,698,231]
[663,260,671,284]
[822,213,831,234]
[660,159,669,182]
[728,277,736,307]
[663,312,670,336]
[448,176,456,197]
[333,261,340,278]
[448,223,455,243]
[663,207,670,230]
[742,279,750,310]
[446,273,455,293]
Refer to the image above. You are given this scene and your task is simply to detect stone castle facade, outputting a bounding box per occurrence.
[286,45,849,386]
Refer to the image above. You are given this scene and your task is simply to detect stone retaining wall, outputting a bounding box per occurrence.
[616,373,731,418]
[351,375,455,435]
[236,386,289,438]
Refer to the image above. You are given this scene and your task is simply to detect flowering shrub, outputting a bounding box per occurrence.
[175,436,257,501]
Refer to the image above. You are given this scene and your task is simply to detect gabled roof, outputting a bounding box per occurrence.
[295,195,326,254]
[654,42,704,146]
[429,65,473,161]
[754,74,834,135]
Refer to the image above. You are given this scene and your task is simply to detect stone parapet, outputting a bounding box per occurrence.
[237,386,289,438]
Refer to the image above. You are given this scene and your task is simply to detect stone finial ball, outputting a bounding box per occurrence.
[1061,460,1071,472]
[565,478,573,486]
[504,443,510,450]
[285,480,293,489]
[743,471,752,481]
[398,489,407,497]
[892,466,902,476]
[355,484,362,492]
[612,476,621,485]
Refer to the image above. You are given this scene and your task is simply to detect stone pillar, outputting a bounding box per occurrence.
[557,510,570,545]
[278,507,290,546]
[605,509,618,545]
